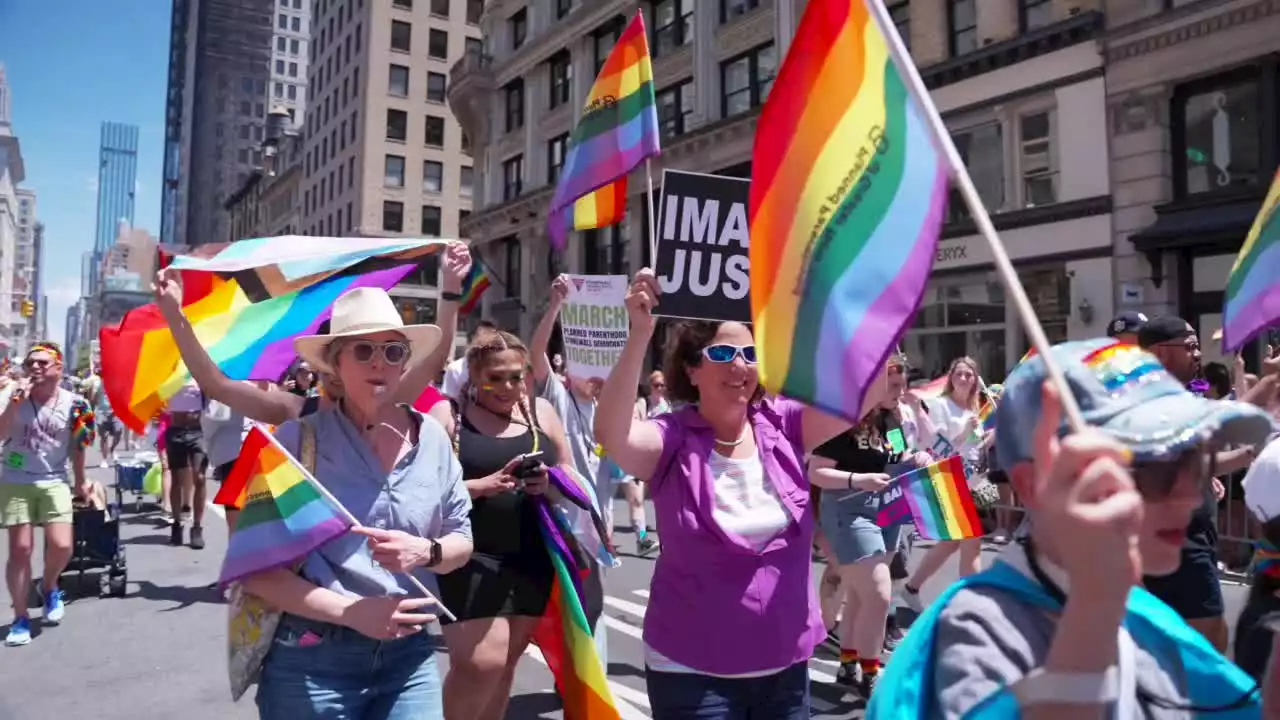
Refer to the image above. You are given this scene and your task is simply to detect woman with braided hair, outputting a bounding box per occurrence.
[427,330,580,720]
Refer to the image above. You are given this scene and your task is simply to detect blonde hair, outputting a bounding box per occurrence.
[944,356,981,412]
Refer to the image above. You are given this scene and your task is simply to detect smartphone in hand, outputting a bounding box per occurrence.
[512,451,545,480]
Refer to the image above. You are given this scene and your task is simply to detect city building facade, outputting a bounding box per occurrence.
[0,63,25,357]
[1107,0,1280,371]
[450,0,1113,377]
[93,122,139,296]
[13,188,36,350]
[100,222,159,294]
[225,116,305,239]
[296,0,481,325]
[271,0,313,124]
[161,0,276,249]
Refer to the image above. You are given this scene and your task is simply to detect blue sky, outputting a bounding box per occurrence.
[0,1,168,346]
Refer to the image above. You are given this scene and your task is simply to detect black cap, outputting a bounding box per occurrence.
[1107,311,1148,338]
[1137,316,1193,348]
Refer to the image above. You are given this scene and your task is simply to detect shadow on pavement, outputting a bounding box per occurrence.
[607,661,646,681]
[811,680,865,713]
[131,580,223,610]
[503,691,562,718]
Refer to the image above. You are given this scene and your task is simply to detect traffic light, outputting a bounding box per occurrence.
[19,300,34,318]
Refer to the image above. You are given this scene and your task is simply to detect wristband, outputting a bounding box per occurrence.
[1013,667,1120,706]
[440,291,463,302]
[847,471,854,490]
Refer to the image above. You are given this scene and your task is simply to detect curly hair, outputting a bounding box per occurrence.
[662,320,763,405]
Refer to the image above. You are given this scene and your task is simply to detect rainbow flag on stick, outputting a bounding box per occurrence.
[218,426,353,586]
[458,261,491,315]
[100,237,443,432]
[748,0,949,422]
[875,456,981,541]
[1223,168,1280,350]
[546,12,660,251]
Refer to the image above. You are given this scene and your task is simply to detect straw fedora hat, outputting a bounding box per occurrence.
[294,287,442,374]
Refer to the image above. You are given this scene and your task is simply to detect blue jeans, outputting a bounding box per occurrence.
[256,615,443,720]
[645,662,810,719]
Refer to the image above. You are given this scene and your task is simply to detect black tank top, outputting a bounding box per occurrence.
[455,405,559,556]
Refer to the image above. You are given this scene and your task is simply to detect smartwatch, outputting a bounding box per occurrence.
[425,539,443,568]
[440,290,463,302]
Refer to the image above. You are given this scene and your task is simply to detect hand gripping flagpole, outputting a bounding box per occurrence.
[865,0,1086,432]
[261,430,458,622]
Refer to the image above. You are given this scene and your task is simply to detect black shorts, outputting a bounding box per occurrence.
[99,415,122,438]
[1143,549,1224,619]
[165,426,207,473]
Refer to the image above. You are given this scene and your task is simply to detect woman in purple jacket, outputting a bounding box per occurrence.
[595,269,891,718]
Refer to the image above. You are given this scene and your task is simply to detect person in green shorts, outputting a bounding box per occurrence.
[0,342,93,646]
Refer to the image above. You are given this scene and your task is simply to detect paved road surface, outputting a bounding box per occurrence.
[0,448,1252,719]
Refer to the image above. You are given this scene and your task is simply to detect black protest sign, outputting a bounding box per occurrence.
[653,170,751,323]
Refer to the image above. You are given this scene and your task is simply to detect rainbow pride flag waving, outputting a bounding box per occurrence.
[546,12,660,250]
[218,426,352,586]
[748,0,949,422]
[1223,167,1280,350]
[875,456,982,541]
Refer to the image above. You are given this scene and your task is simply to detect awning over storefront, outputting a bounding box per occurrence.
[1128,194,1262,286]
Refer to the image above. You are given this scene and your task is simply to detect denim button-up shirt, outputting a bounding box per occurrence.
[273,407,472,600]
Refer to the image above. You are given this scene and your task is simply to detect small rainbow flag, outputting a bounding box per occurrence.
[910,375,949,400]
[976,399,996,433]
[881,456,982,541]
[546,12,660,250]
[1223,167,1280,350]
[458,261,491,315]
[218,426,353,585]
[748,0,949,421]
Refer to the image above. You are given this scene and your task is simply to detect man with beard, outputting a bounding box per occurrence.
[0,343,93,646]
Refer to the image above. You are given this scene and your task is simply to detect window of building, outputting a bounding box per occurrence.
[593,16,626,73]
[461,131,472,155]
[424,114,445,146]
[549,51,572,109]
[651,0,693,57]
[583,224,629,276]
[1019,110,1057,207]
[430,0,449,16]
[890,1,910,49]
[720,44,776,118]
[385,154,406,187]
[274,82,285,98]
[466,0,483,24]
[460,165,473,197]
[385,108,408,141]
[291,38,300,54]
[428,29,449,60]
[276,59,286,74]
[383,201,405,232]
[504,237,522,298]
[504,79,525,133]
[1020,0,1054,32]
[391,20,412,52]
[291,16,300,31]
[720,0,759,22]
[288,62,298,77]
[510,9,528,49]
[426,72,447,102]
[949,0,977,57]
[277,37,287,52]
[1177,75,1262,197]
[547,133,569,184]
[423,160,444,193]
[503,155,524,200]
[392,0,411,8]
[389,64,409,96]
[905,276,1008,380]
[947,123,1004,223]
[421,205,442,236]
[288,84,297,100]
[466,37,482,56]
[657,80,694,139]
[555,0,572,19]
[278,13,287,29]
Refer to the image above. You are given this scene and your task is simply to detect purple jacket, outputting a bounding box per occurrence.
[644,397,824,675]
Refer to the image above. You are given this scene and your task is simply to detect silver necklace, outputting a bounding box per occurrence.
[714,427,750,447]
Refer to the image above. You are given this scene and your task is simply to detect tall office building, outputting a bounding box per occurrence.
[0,63,24,355]
[93,122,139,296]
[297,0,481,324]
[270,0,311,124]
[14,188,37,349]
[161,0,276,248]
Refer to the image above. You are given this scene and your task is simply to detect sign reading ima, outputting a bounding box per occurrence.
[654,170,751,323]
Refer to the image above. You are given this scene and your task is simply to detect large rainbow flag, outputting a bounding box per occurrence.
[876,456,981,541]
[546,12,660,250]
[531,468,619,720]
[748,0,949,422]
[218,426,353,585]
[100,237,443,432]
[1223,167,1280,350]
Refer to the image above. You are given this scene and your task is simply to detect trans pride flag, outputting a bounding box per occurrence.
[748,0,948,422]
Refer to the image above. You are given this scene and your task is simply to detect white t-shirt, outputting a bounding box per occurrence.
[1243,436,1280,523]
[441,357,467,400]
[928,396,982,464]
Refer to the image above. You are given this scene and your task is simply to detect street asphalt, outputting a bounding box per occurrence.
[0,447,1253,720]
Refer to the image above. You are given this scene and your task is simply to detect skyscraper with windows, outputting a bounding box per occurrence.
[94,122,139,258]
[270,0,311,125]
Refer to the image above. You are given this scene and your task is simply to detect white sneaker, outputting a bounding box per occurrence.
[900,584,925,614]
[98,460,109,469]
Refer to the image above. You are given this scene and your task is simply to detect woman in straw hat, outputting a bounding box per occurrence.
[244,285,474,719]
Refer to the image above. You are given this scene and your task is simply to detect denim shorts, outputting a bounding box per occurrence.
[256,615,444,720]
[646,661,810,719]
[819,490,903,566]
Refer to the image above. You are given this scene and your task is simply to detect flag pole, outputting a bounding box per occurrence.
[645,158,659,267]
[864,0,1086,432]
[260,429,458,622]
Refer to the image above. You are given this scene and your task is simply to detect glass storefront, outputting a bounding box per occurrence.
[903,274,1006,382]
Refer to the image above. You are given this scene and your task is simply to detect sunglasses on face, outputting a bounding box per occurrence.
[482,371,526,387]
[702,344,758,365]
[1131,448,1213,499]
[650,382,666,389]
[348,341,411,366]
[23,359,52,370]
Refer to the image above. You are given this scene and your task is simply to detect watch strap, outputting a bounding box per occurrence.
[440,291,463,302]
[426,539,443,567]
[1012,666,1120,706]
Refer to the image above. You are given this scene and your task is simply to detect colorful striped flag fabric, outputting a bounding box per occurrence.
[546,12,660,251]
[748,0,949,422]
[1223,168,1280,350]
[100,238,443,433]
[218,426,353,585]
[458,261,491,315]
[976,399,995,433]
[531,468,619,720]
[909,375,949,400]
[880,456,982,541]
